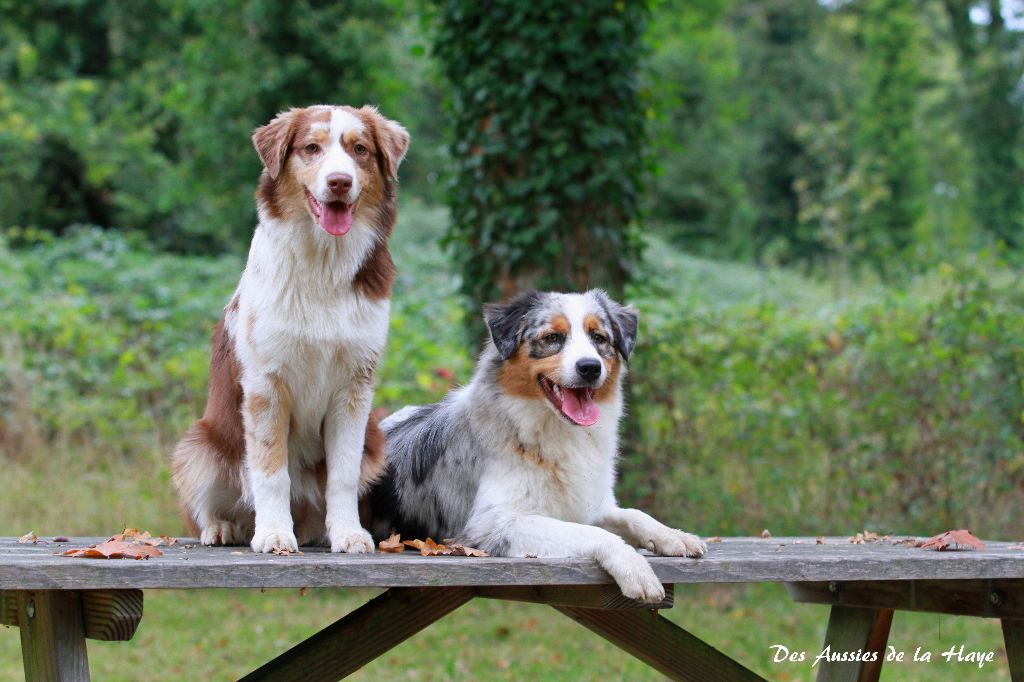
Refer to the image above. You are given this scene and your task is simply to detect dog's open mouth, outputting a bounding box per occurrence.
[305,189,354,236]
[538,376,599,426]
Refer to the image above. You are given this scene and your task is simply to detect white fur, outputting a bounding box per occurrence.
[310,109,363,203]
[230,109,388,553]
[557,293,605,384]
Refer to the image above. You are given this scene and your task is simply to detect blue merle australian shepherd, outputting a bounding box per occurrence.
[367,289,705,602]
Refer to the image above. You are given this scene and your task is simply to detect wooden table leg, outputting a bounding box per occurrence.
[17,591,91,682]
[240,586,475,682]
[815,606,892,682]
[1004,618,1024,682]
[555,605,766,682]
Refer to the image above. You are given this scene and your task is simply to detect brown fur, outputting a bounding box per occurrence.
[496,345,563,400]
[513,439,566,493]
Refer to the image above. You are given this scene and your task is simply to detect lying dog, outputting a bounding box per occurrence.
[368,289,705,602]
[172,104,409,553]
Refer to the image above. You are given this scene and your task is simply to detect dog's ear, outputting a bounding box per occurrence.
[484,290,541,361]
[252,109,299,180]
[361,106,410,180]
[592,289,639,361]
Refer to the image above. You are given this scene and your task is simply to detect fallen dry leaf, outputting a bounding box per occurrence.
[449,543,488,557]
[707,536,722,543]
[815,536,824,545]
[270,547,303,556]
[1008,544,1024,551]
[52,536,70,543]
[159,535,178,546]
[761,529,772,539]
[63,539,162,560]
[404,538,453,556]
[17,531,37,544]
[920,529,985,552]
[378,533,405,553]
[299,587,309,597]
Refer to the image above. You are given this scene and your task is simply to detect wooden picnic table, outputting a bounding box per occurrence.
[2,535,1024,681]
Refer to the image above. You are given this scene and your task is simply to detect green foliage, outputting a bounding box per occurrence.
[854,0,925,267]
[433,0,649,323]
[943,0,1024,249]
[0,205,471,459]
[623,256,1024,537]
[643,0,753,257]
[0,0,444,250]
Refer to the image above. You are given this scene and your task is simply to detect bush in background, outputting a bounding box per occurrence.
[623,258,1024,537]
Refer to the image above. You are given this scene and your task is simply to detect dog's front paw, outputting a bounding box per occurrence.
[604,549,666,604]
[648,529,707,558]
[200,520,243,546]
[251,527,298,554]
[329,526,375,554]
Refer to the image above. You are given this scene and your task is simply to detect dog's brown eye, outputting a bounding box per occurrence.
[304,143,320,154]
[543,333,564,344]
[353,143,368,155]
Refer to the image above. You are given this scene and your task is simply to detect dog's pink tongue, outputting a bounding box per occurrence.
[561,387,599,426]
[319,201,353,236]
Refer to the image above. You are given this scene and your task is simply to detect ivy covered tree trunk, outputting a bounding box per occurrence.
[434,1,648,316]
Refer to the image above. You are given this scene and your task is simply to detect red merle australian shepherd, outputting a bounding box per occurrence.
[172,104,409,553]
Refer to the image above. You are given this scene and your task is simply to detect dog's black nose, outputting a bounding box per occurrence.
[576,358,602,382]
[326,173,353,195]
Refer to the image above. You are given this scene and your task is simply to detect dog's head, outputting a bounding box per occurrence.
[252,104,409,237]
[485,290,638,427]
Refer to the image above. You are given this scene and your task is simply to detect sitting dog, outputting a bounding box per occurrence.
[368,289,705,602]
[172,104,409,554]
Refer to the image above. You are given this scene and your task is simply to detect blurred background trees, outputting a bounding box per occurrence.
[2,0,1021,269]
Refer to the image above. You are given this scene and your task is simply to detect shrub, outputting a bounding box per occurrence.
[622,260,1024,538]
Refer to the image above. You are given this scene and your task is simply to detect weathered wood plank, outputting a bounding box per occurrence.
[80,590,143,641]
[240,587,475,682]
[2,537,1023,590]
[477,583,674,609]
[556,606,766,681]
[3,589,142,641]
[787,579,1024,620]
[1004,618,1024,682]
[1,590,16,626]
[815,606,892,682]
[18,590,90,682]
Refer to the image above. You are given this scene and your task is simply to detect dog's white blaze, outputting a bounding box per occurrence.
[312,108,364,202]
[559,294,604,384]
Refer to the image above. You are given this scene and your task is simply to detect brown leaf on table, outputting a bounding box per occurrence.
[403,538,453,556]
[449,543,488,557]
[17,531,38,544]
[52,536,70,543]
[270,547,303,556]
[761,529,772,539]
[378,533,405,553]
[63,539,162,560]
[920,529,985,552]
[707,536,722,543]
[815,536,824,545]
[1008,544,1024,551]
[159,535,178,546]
